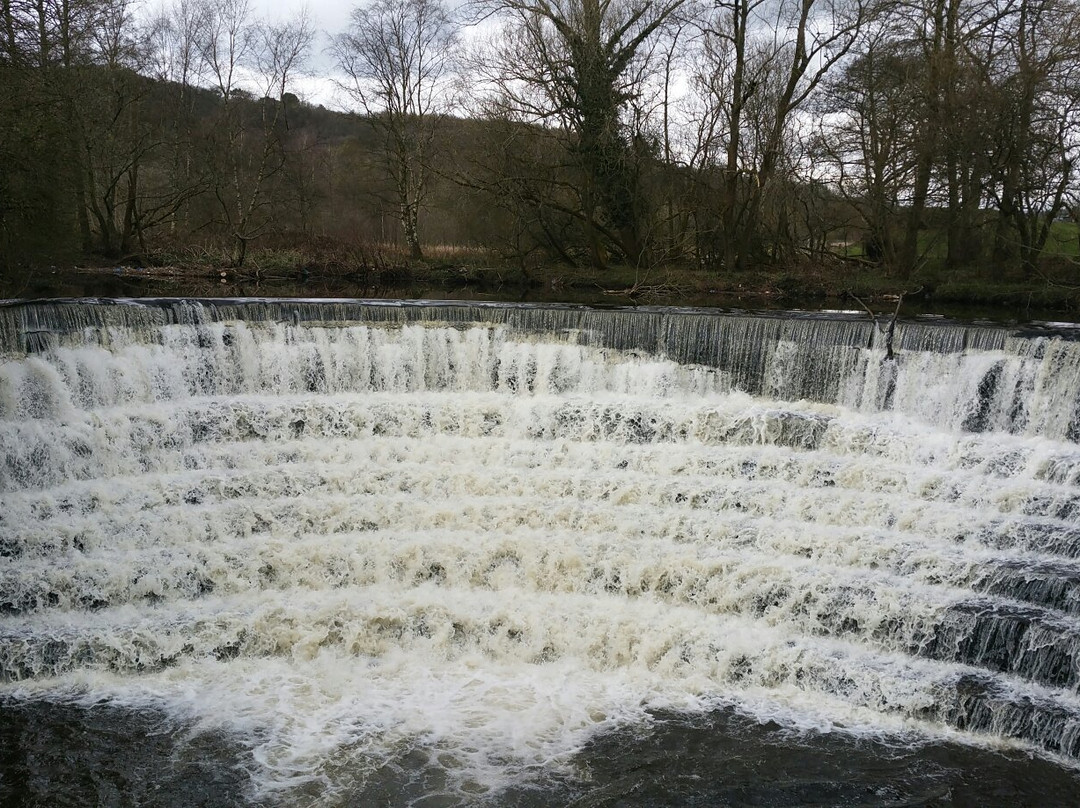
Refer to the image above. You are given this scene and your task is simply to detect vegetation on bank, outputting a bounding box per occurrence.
[9,236,1077,320]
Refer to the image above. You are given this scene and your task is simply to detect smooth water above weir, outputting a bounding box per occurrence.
[3,298,1080,806]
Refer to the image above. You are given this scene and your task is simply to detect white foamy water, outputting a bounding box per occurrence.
[2,302,1080,803]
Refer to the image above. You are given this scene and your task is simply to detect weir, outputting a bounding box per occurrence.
[2,298,1080,803]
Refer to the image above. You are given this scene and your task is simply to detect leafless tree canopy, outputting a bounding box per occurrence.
[332,0,457,259]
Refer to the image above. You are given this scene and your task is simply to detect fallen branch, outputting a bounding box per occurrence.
[599,281,689,300]
[845,287,923,361]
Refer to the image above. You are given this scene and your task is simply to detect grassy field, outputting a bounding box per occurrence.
[1046,221,1080,258]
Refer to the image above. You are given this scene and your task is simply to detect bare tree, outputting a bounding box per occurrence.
[3,0,164,257]
[687,0,870,272]
[815,23,924,269]
[332,0,457,260]
[142,0,208,240]
[78,0,153,256]
[471,0,688,268]
[821,0,1080,278]
[194,0,313,265]
[984,0,1080,276]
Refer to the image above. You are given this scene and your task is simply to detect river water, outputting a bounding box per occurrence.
[2,299,1080,806]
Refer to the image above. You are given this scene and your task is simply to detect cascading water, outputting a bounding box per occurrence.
[3,298,1080,806]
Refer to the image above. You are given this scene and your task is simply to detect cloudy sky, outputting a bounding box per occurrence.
[253,0,352,35]
[246,0,351,105]
[248,0,479,107]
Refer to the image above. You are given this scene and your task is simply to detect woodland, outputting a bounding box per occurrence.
[2,0,1079,306]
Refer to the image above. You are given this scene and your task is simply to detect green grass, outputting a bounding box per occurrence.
[837,220,1080,265]
[1046,221,1080,258]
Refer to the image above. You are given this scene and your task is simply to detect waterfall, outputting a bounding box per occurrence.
[2,299,1080,804]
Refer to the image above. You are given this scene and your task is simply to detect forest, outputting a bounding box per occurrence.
[1,0,1079,303]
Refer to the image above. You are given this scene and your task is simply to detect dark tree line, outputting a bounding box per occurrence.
[817,0,1080,278]
[2,0,1079,281]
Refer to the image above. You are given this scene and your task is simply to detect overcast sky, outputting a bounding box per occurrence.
[249,0,476,107]
[244,1,353,106]
[254,0,352,35]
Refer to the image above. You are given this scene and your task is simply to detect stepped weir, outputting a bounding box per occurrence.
[2,298,1080,805]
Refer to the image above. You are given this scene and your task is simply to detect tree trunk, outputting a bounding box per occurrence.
[899,150,932,279]
[402,201,423,260]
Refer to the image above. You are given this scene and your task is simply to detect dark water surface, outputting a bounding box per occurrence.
[0,699,251,807]
[3,700,1079,807]
[3,266,1071,325]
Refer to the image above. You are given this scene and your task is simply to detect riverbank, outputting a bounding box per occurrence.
[4,248,1079,323]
